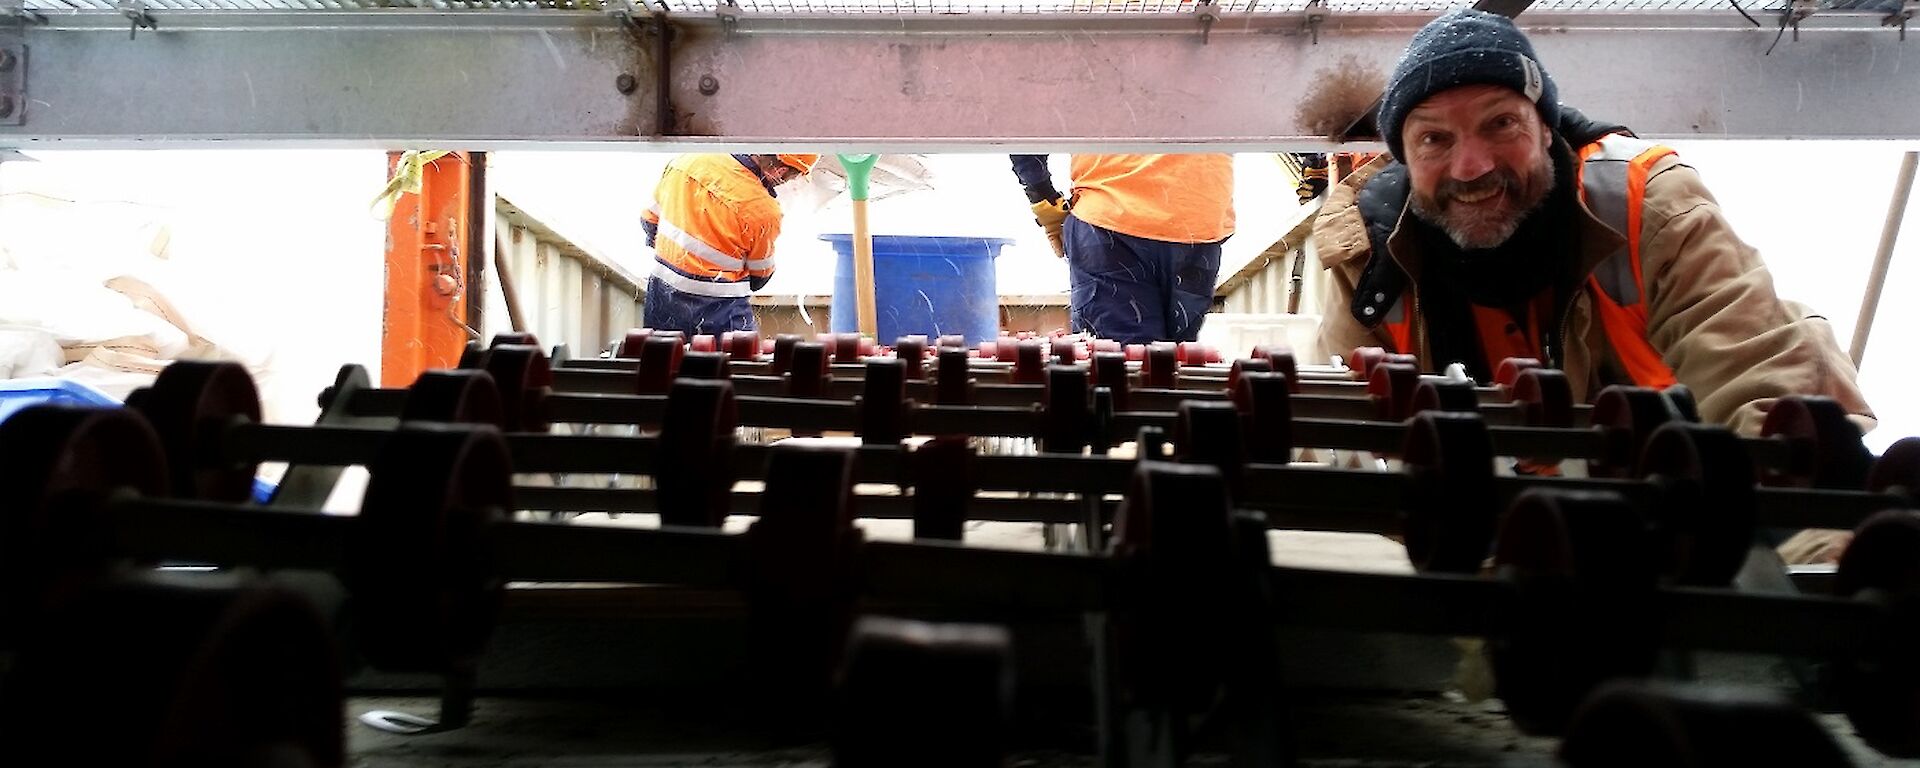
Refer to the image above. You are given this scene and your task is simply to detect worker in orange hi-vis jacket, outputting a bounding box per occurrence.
[641,153,818,335]
[1011,154,1235,345]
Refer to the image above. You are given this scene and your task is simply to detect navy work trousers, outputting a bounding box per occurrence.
[642,277,757,336]
[1063,214,1224,345]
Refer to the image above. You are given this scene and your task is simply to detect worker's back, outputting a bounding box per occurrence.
[648,153,783,285]
[1069,154,1235,245]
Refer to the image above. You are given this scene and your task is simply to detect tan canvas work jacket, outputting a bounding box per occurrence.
[1312,135,1874,438]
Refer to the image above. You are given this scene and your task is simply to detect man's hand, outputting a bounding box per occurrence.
[749,274,770,292]
[1031,197,1070,259]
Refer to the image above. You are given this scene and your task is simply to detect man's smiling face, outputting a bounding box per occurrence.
[1403,84,1557,250]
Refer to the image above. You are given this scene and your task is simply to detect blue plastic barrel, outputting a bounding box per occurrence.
[822,234,1013,346]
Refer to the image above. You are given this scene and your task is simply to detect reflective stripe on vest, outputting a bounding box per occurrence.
[651,262,752,298]
[1382,295,1413,354]
[1576,135,1679,388]
[649,203,777,277]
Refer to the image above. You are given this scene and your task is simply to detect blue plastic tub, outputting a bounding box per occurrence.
[0,377,122,423]
[822,234,1013,346]
[0,377,277,504]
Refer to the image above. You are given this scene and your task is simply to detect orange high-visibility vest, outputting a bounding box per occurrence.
[1380,134,1679,387]
[642,154,782,298]
[1069,154,1235,244]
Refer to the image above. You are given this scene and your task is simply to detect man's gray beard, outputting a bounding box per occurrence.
[1409,158,1557,250]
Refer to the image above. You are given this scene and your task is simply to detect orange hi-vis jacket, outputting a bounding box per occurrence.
[643,154,783,298]
[1068,154,1236,244]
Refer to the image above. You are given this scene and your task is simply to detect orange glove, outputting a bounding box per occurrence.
[1031,197,1070,258]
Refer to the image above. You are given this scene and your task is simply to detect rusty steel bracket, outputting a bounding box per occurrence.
[607,0,648,33]
[0,7,26,127]
[1302,0,1329,45]
[716,0,739,39]
[0,39,20,127]
[118,0,155,40]
[1884,0,1917,40]
[1787,0,1817,42]
[649,9,675,137]
[609,1,677,136]
[1192,0,1218,44]
[0,0,46,25]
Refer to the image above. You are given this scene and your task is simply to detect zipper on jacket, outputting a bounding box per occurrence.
[1550,294,1574,371]
[1412,292,1431,371]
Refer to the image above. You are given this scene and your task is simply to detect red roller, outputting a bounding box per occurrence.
[1510,369,1576,429]
[1011,340,1047,385]
[1178,342,1209,367]
[1495,357,1544,390]
[1050,338,1079,365]
[834,333,865,364]
[1226,358,1273,408]
[1142,342,1179,388]
[893,336,929,381]
[1347,346,1388,379]
[1365,363,1421,422]
[1760,396,1874,490]
[616,329,653,358]
[723,331,762,360]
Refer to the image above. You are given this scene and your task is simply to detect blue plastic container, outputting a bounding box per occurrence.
[0,377,122,424]
[0,377,277,504]
[822,234,1013,346]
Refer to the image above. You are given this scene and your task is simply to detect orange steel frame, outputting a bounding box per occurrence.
[381,151,475,388]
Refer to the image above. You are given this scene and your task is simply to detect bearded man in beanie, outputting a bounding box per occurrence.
[1312,9,1873,562]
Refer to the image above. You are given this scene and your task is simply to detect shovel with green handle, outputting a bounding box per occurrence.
[839,153,880,339]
